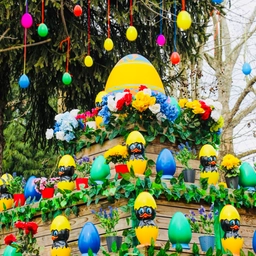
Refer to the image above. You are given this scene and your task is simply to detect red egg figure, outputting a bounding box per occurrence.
[74,5,82,17]
[170,52,180,65]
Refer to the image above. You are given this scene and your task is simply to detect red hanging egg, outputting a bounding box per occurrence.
[170,52,180,65]
[74,5,82,17]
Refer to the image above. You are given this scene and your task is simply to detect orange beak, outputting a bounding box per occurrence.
[131,148,141,153]
[52,236,58,241]
[59,171,64,176]
[140,213,151,218]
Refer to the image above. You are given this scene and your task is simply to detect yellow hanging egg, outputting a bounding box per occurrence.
[177,10,192,30]
[126,131,146,146]
[84,55,93,67]
[126,26,138,41]
[199,144,217,158]
[104,38,114,51]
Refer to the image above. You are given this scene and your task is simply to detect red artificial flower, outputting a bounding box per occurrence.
[25,222,38,236]
[76,113,86,120]
[124,89,131,93]
[91,108,99,116]
[116,97,126,111]
[139,85,148,91]
[15,221,26,230]
[200,100,212,120]
[124,92,132,106]
[4,234,17,245]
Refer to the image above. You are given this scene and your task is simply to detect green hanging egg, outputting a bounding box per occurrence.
[168,212,192,249]
[62,72,72,85]
[38,23,48,37]
[90,155,110,182]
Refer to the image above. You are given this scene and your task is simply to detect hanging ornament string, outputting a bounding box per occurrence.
[130,0,133,26]
[159,0,163,35]
[59,37,71,72]
[87,0,91,55]
[173,0,177,52]
[107,0,110,38]
[181,0,185,10]
[41,0,45,23]
[23,29,27,74]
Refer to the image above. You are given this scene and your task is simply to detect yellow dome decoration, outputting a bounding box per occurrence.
[199,144,217,158]
[126,131,146,146]
[58,155,76,168]
[95,91,107,105]
[134,191,157,210]
[51,215,71,231]
[105,54,165,95]
[219,204,240,221]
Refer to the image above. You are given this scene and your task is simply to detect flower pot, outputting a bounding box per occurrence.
[0,198,14,211]
[86,121,96,129]
[199,235,215,252]
[13,193,26,207]
[182,169,195,183]
[41,187,55,199]
[225,176,239,189]
[76,177,89,190]
[106,236,122,252]
[115,164,129,179]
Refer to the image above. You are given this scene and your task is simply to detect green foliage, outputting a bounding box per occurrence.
[6,176,24,194]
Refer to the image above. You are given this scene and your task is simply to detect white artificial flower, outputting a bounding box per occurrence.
[204,98,214,107]
[70,109,80,117]
[143,88,152,96]
[211,110,221,122]
[115,92,126,101]
[156,112,167,122]
[149,104,161,114]
[55,131,65,141]
[54,113,63,121]
[45,129,54,140]
[213,101,222,111]
[107,95,117,112]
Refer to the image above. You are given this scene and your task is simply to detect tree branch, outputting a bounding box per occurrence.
[237,149,256,160]
[0,28,10,41]
[203,52,216,70]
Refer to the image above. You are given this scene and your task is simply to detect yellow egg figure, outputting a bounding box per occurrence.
[50,215,71,256]
[199,144,219,185]
[104,54,165,95]
[57,155,76,191]
[219,205,244,256]
[126,131,147,175]
[134,192,158,245]
[1,173,13,184]
[0,174,14,211]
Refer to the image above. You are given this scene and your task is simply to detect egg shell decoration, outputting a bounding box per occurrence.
[219,205,243,256]
[252,231,256,253]
[1,173,13,184]
[38,23,48,37]
[177,11,192,30]
[21,13,33,28]
[170,52,180,65]
[84,55,93,67]
[104,38,114,51]
[199,144,216,158]
[24,176,41,202]
[105,54,165,94]
[74,4,83,17]
[156,34,166,46]
[156,149,176,179]
[168,212,192,249]
[19,74,30,88]
[242,62,252,75]
[58,155,76,168]
[239,162,256,188]
[90,155,110,182]
[3,244,22,256]
[134,192,158,245]
[78,222,100,255]
[126,26,138,41]
[62,72,72,85]
[126,131,146,146]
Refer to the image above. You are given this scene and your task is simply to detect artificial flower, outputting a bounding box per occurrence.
[132,91,156,112]
[45,129,54,139]
[200,100,212,120]
[149,104,161,114]
[221,154,240,170]
[15,221,26,229]
[4,234,17,245]
[178,98,188,108]
[25,222,38,235]
[104,144,129,164]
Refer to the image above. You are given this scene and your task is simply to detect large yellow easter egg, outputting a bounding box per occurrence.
[105,54,165,94]
[0,174,13,185]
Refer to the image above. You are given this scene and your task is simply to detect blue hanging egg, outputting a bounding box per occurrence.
[78,222,100,255]
[18,74,30,88]
[24,176,41,202]
[242,63,252,75]
[156,149,176,179]
[211,0,224,3]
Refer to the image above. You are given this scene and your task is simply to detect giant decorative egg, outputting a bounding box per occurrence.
[90,155,110,182]
[1,173,13,185]
[78,222,100,255]
[24,176,41,202]
[239,162,256,187]
[105,54,165,94]
[156,149,176,179]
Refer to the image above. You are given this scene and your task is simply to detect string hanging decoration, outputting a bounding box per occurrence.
[60,37,72,85]
[38,0,48,37]
[104,0,114,51]
[84,0,93,67]
[156,0,166,46]
[176,0,192,31]
[126,0,138,41]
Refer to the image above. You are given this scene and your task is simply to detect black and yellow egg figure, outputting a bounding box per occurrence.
[134,191,158,245]
[126,131,147,175]
[219,204,244,256]
[199,144,219,185]
[50,215,71,256]
[0,174,14,211]
[57,155,76,191]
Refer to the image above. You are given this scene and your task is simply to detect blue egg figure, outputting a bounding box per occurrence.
[212,0,224,3]
[252,231,256,253]
[19,74,30,88]
[242,63,252,75]
[78,222,100,256]
[24,176,41,202]
[156,148,176,179]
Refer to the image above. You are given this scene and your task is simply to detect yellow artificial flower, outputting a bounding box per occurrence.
[221,154,240,170]
[210,116,224,132]
[192,106,205,114]
[132,91,156,112]
[178,98,188,108]
[104,144,129,164]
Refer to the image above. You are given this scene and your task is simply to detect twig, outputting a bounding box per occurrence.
[0,28,10,41]
[60,0,69,37]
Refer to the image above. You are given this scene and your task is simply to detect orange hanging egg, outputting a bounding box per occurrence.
[170,52,180,65]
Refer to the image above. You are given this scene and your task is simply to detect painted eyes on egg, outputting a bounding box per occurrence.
[52,230,58,236]
[138,207,152,215]
[229,219,240,226]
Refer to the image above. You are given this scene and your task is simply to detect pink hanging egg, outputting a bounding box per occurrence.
[21,13,33,28]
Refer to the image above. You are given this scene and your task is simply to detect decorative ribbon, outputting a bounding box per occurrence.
[181,0,185,10]
[159,0,163,35]
[23,0,28,74]
[129,0,133,26]
[60,37,70,72]
[174,0,177,52]
[41,0,45,23]
[88,0,90,54]
[107,0,110,38]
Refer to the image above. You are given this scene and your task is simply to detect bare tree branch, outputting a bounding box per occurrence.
[0,28,10,41]
[237,149,256,160]
[203,52,216,70]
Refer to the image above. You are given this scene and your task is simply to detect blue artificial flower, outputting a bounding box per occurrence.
[216,128,222,135]
[64,131,75,142]
[98,105,111,124]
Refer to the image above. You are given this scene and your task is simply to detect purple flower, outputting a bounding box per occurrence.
[189,210,196,216]
[198,205,205,215]
[210,203,214,211]
[208,212,213,220]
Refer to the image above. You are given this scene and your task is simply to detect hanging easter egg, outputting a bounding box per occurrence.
[212,0,224,3]
[74,4,83,17]
[19,74,30,88]
[21,13,33,28]
[104,38,114,51]
[126,26,138,41]
[90,155,110,182]
[177,11,192,30]
[156,34,166,46]
[156,149,176,179]
[84,55,93,67]
[170,52,180,65]
[242,63,252,75]
[38,23,48,37]
[78,222,101,255]
[168,212,192,249]
[24,176,41,202]
[219,205,243,256]
[239,162,256,188]
[62,72,72,85]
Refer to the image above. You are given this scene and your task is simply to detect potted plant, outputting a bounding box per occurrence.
[6,176,25,207]
[76,109,99,130]
[74,155,92,190]
[91,206,122,252]
[33,177,59,199]
[175,143,197,183]
[220,154,241,189]
[185,203,218,252]
[104,144,129,179]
